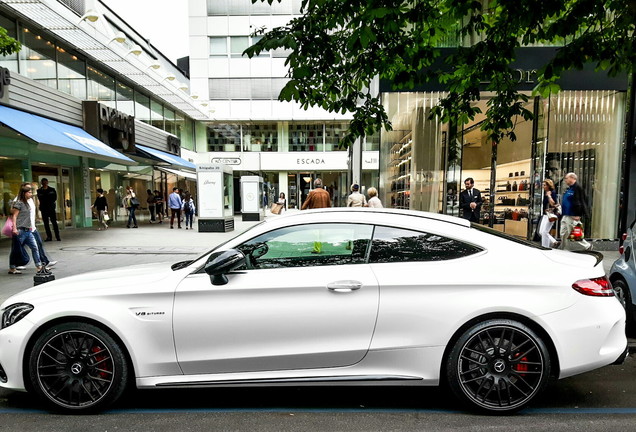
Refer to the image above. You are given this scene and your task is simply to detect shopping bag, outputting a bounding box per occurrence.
[270,203,282,215]
[103,213,110,222]
[2,217,13,237]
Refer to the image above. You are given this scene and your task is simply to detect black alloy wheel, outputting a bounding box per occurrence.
[28,322,128,412]
[446,319,551,413]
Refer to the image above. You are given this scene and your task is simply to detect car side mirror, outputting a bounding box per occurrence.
[204,249,246,286]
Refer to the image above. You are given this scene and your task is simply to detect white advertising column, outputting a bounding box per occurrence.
[196,164,234,232]
[240,176,264,221]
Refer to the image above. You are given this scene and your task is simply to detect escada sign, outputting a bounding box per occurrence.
[297,158,326,165]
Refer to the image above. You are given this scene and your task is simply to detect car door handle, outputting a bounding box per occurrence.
[327,280,362,293]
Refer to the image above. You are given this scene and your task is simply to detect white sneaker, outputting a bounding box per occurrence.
[46,261,58,268]
[16,266,26,270]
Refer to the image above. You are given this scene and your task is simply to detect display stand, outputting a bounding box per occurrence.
[196,164,234,232]
[240,176,264,221]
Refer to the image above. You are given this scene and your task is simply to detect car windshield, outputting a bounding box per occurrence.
[470,223,549,250]
[173,220,269,270]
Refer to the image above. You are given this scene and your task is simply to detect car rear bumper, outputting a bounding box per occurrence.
[538,296,627,379]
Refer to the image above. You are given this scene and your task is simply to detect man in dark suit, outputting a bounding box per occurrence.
[459,177,482,222]
[36,178,61,241]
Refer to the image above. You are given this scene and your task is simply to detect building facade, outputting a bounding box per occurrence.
[187,0,380,210]
[380,49,633,241]
[0,0,209,233]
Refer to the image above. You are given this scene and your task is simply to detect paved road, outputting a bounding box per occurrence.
[0,214,633,431]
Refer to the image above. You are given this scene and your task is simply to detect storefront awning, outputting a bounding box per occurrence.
[135,144,196,170]
[157,167,197,180]
[0,105,136,165]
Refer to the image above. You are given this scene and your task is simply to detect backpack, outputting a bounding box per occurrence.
[184,200,192,213]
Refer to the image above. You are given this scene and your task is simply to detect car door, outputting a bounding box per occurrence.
[173,222,379,375]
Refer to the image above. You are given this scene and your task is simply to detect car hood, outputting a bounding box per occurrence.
[2,262,183,306]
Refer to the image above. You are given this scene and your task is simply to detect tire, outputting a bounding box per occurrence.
[28,322,128,413]
[446,319,551,414]
[612,279,634,331]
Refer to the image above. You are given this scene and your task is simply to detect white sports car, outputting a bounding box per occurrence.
[0,209,627,414]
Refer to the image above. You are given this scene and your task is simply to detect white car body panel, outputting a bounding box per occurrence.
[0,208,626,401]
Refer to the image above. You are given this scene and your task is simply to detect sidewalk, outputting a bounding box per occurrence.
[0,216,263,303]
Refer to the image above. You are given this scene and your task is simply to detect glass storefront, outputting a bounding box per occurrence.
[380,90,627,239]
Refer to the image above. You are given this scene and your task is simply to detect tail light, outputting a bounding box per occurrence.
[572,277,614,297]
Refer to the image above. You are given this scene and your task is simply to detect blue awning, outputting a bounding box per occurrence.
[136,144,196,169]
[0,105,135,165]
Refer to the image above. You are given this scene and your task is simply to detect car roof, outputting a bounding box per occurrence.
[271,208,471,228]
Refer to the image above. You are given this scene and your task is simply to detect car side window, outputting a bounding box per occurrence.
[237,223,373,269]
[369,226,482,263]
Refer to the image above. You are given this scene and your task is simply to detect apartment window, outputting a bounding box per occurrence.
[230,36,249,57]
[209,37,227,56]
[209,78,289,101]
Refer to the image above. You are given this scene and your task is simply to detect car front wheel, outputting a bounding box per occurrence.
[446,319,551,414]
[28,322,128,413]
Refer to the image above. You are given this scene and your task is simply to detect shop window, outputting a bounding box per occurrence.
[243,123,278,152]
[134,92,151,124]
[289,123,323,152]
[115,81,135,117]
[238,223,373,270]
[369,226,482,263]
[325,122,349,151]
[57,48,86,99]
[87,66,115,107]
[208,124,241,152]
[19,28,57,89]
[151,99,164,130]
[0,15,19,72]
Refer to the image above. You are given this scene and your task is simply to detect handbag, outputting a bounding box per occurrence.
[130,197,141,207]
[545,212,558,222]
[103,213,110,222]
[2,217,13,237]
[569,222,585,241]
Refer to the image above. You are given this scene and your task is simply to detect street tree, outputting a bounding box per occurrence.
[245,0,636,146]
[0,26,20,57]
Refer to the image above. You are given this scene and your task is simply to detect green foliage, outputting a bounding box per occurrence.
[247,0,636,147]
[0,26,21,57]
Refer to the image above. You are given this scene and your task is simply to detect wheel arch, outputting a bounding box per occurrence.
[22,316,137,392]
[439,312,561,382]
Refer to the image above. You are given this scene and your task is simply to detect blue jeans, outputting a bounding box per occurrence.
[185,211,194,228]
[17,228,42,268]
[127,206,137,227]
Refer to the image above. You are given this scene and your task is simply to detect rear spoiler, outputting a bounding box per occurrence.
[571,250,604,267]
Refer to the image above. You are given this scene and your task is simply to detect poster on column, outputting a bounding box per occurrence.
[197,164,224,219]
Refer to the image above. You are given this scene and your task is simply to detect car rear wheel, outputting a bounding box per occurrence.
[28,322,128,413]
[446,319,551,414]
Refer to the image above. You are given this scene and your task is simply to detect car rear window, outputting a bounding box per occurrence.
[470,223,548,250]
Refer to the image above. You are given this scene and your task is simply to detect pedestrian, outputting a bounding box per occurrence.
[146,189,157,223]
[459,177,482,222]
[124,186,138,228]
[182,192,196,230]
[10,183,51,275]
[154,190,164,224]
[301,178,331,253]
[366,187,383,208]
[168,187,183,229]
[559,172,591,250]
[36,178,61,241]
[347,184,367,207]
[277,192,287,212]
[538,179,559,248]
[91,188,109,231]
